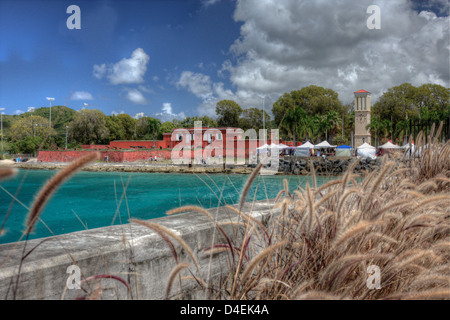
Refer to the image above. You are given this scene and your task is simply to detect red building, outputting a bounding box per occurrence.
[49,126,301,163]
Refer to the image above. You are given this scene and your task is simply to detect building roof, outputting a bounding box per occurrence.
[354,89,371,94]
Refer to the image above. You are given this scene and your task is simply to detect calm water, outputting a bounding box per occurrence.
[0,169,331,244]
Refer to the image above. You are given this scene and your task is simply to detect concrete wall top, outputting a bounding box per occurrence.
[0,200,276,300]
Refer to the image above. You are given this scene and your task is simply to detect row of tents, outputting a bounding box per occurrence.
[257,140,415,159]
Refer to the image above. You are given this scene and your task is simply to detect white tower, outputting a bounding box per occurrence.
[354,89,371,147]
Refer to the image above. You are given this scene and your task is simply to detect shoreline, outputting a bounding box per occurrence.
[10,161,258,174]
[4,155,381,176]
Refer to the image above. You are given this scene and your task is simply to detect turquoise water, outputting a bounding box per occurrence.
[0,169,331,244]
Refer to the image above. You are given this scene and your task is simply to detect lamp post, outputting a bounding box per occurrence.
[28,107,35,136]
[0,108,4,155]
[65,125,69,149]
[46,97,55,127]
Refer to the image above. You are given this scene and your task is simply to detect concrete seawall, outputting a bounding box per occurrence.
[0,200,276,300]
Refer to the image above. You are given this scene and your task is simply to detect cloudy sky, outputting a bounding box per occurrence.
[0,0,448,120]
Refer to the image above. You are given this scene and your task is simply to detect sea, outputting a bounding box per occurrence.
[0,169,332,244]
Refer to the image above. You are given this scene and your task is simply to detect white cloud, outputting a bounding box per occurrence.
[134,112,145,119]
[176,71,214,100]
[202,0,221,8]
[176,71,268,118]
[176,70,241,117]
[93,48,150,85]
[111,110,125,116]
[162,102,173,114]
[93,64,106,79]
[138,85,153,93]
[155,102,186,122]
[70,91,94,100]
[177,0,449,115]
[224,0,449,104]
[126,88,147,104]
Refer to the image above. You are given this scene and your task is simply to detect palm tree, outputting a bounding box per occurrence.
[395,119,410,145]
[367,116,391,147]
[298,114,314,142]
[367,117,382,147]
[323,110,340,141]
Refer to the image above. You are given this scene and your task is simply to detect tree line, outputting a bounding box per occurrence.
[0,82,447,155]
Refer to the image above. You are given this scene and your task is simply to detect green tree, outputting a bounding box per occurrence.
[414,84,450,120]
[180,116,218,128]
[367,116,390,147]
[395,119,411,144]
[116,114,137,140]
[69,109,109,145]
[272,92,297,141]
[135,116,152,139]
[372,83,449,142]
[215,100,243,127]
[298,115,317,142]
[314,110,341,141]
[26,106,76,136]
[105,115,126,142]
[147,117,162,147]
[372,83,418,126]
[9,115,56,143]
[15,136,43,155]
[239,107,271,132]
[289,85,345,116]
[273,86,344,143]
[158,121,178,140]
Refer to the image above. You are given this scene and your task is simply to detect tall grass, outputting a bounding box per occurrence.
[135,123,449,300]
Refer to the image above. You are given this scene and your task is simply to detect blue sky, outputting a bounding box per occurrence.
[0,0,241,119]
[0,0,448,121]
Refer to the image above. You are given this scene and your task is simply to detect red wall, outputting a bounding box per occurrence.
[81,145,110,149]
[109,140,170,149]
[37,150,173,163]
[38,137,302,163]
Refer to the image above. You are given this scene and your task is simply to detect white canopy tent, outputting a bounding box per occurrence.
[296,141,314,149]
[294,141,314,157]
[379,141,401,149]
[257,144,269,150]
[314,141,336,149]
[356,142,376,160]
[269,143,283,149]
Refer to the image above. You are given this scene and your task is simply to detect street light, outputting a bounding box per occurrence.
[28,107,35,136]
[46,97,55,127]
[65,125,69,149]
[0,108,4,155]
